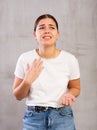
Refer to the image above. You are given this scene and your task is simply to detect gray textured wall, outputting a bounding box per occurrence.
[0,0,97,130]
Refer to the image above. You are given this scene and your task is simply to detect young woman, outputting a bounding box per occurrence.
[13,14,80,130]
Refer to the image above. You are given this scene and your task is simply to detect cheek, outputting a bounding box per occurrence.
[35,32,41,39]
[52,31,59,37]
[36,31,43,37]
[56,33,59,39]
[36,34,43,42]
[53,33,59,39]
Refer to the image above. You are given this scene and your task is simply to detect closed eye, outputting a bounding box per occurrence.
[50,26,55,29]
[38,27,45,30]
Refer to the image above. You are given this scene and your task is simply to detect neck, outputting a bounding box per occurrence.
[36,46,60,59]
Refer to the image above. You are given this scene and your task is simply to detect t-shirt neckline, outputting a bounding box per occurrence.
[34,49,63,61]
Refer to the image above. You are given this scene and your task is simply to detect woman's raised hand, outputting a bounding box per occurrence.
[24,58,44,85]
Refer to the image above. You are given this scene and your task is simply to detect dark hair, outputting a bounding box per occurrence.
[34,14,59,32]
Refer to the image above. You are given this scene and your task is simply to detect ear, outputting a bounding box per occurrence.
[33,32,36,39]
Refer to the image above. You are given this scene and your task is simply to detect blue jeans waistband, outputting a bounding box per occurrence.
[27,106,58,112]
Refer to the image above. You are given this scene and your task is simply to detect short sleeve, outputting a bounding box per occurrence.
[14,54,25,79]
[69,56,80,80]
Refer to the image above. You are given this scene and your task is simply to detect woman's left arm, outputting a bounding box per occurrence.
[60,78,80,106]
[68,78,80,97]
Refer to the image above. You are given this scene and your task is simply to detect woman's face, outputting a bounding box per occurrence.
[33,18,59,47]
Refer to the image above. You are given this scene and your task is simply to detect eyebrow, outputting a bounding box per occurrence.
[38,24,56,27]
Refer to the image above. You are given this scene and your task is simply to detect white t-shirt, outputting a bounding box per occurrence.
[14,49,80,108]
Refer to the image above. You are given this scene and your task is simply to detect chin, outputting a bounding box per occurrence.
[42,43,54,47]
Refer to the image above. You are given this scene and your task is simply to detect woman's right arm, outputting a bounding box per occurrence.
[13,77,31,100]
[13,58,43,100]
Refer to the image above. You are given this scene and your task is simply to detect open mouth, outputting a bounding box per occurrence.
[43,36,52,40]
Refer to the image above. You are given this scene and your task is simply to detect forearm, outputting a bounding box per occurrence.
[60,79,80,106]
[67,78,80,97]
[67,87,80,97]
[13,59,43,100]
[13,80,31,100]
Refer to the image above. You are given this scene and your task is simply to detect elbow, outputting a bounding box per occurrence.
[15,96,23,101]
[13,91,24,101]
[76,87,81,97]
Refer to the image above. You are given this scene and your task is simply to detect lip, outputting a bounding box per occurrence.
[42,35,52,39]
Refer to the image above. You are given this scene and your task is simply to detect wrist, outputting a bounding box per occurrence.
[23,78,32,87]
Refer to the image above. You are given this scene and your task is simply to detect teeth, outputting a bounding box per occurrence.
[43,36,51,39]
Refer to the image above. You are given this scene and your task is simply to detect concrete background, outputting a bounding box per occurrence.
[0,0,97,130]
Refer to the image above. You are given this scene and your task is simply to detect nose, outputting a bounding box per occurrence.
[44,27,50,33]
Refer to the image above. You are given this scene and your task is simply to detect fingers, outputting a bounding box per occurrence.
[33,58,44,74]
[26,59,42,72]
[25,58,44,84]
[32,58,43,69]
[26,64,30,71]
[26,58,43,72]
[60,93,76,106]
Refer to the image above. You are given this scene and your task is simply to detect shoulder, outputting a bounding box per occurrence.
[61,50,76,60]
[17,49,36,63]
[61,50,79,65]
[19,49,36,59]
[21,49,35,57]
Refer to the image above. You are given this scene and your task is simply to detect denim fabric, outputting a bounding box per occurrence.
[23,106,76,130]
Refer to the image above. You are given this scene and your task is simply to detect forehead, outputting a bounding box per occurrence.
[37,18,56,26]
